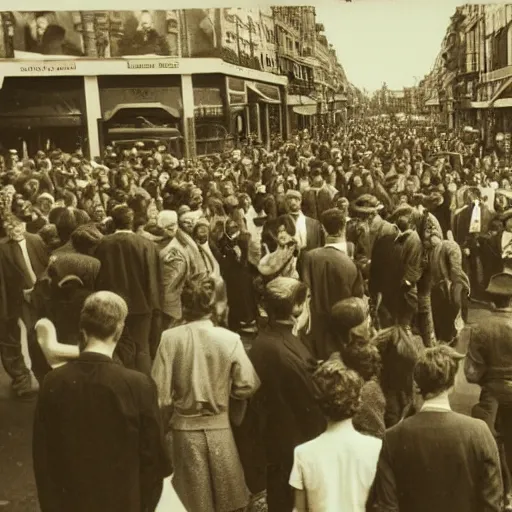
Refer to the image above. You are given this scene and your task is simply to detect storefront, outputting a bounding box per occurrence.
[287,94,317,132]
[0,57,289,158]
[0,76,86,155]
[226,76,284,149]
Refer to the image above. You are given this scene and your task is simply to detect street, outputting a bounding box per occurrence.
[0,305,490,511]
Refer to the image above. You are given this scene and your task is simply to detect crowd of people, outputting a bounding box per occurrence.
[2,115,512,511]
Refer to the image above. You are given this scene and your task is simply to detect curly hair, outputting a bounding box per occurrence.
[181,273,217,321]
[341,343,382,382]
[313,357,363,422]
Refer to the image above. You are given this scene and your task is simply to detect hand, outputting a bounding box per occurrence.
[22,288,33,303]
[463,248,470,256]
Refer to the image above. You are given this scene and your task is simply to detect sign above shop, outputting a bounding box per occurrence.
[0,56,288,86]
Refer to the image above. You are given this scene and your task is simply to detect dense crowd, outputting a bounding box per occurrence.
[2,116,512,511]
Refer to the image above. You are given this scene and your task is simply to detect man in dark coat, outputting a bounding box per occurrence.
[243,277,325,512]
[0,215,50,390]
[370,204,423,330]
[368,345,503,512]
[94,205,163,375]
[285,189,324,252]
[302,208,364,360]
[33,291,172,512]
[453,186,495,300]
[464,272,512,505]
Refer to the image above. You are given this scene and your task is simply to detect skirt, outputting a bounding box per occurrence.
[170,428,250,512]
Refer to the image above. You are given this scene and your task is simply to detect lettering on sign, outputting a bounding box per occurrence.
[19,62,77,74]
[126,60,179,70]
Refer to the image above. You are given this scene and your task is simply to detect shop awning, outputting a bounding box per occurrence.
[247,82,281,104]
[490,76,512,106]
[471,101,489,109]
[493,98,512,108]
[0,88,83,128]
[287,95,316,106]
[293,105,317,116]
[104,102,180,122]
[425,97,440,106]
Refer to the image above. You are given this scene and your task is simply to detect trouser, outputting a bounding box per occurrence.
[267,460,294,512]
[416,292,435,347]
[0,317,32,394]
[116,311,162,376]
[472,388,511,498]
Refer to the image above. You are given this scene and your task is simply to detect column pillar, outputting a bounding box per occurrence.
[83,76,101,159]
[255,102,262,142]
[264,103,270,150]
[245,105,251,138]
[181,74,196,159]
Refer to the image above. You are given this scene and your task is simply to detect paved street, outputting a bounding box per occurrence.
[0,305,490,511]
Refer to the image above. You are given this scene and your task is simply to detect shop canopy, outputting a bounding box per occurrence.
[246,82,281,104]
[287,95,316,106]
[0,89,83,128]
[104,102,180,123]
[293,105,317,116]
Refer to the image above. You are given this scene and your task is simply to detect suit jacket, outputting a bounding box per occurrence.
[95,232,163,315]
[305,216,325,251]
[453,202,494,246]
[0,234,50,320]
[302,245,364,360]
[33,352,172,512]
[246,323,326,465]
[368,410,502,512]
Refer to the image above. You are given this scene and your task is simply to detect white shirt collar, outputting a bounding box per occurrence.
[115,229,134,234]
[420,390,452,412]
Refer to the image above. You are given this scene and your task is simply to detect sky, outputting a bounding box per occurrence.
[316,0,463,93]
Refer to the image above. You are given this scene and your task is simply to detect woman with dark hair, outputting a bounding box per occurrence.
[152,274,260,512]
[373,325,424,427]
[289,360,381,512]
[240,277,325,512]
[330,297,386,439]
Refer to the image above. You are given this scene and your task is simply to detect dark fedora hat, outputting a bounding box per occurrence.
[351,194,384,214]
[486,272,512,296]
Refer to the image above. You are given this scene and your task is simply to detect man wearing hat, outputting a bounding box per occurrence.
[465,271,512,506]
[285,189,324,257]
[350,194,397,259]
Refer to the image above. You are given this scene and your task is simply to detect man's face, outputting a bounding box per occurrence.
[38,198,53,215]
[286,197,301,213]
[164,220,178,238]
[194,225,209,245]
[35,16,49,36]
[140,13,153,32]
[179,217,194,235]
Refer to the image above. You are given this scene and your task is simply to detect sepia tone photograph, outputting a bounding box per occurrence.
[0,0,511,511]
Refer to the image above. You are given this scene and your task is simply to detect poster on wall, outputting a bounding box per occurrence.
[11,11,84,58]
[109,10,174,57]
[4,10,180,59]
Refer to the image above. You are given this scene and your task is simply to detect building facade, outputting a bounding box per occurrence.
[0,8,349,159]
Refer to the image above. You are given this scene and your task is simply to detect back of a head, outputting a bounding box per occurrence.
[331,297,367,343]
[313,357,363,422]
[321,207,346,236]
[56,208,90,243]
[265,277,308,321]
[414,345,464,399]
[111,205,134,231]
[71,223,103,254]
[181,273,217,322]
[79,291,128,344]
